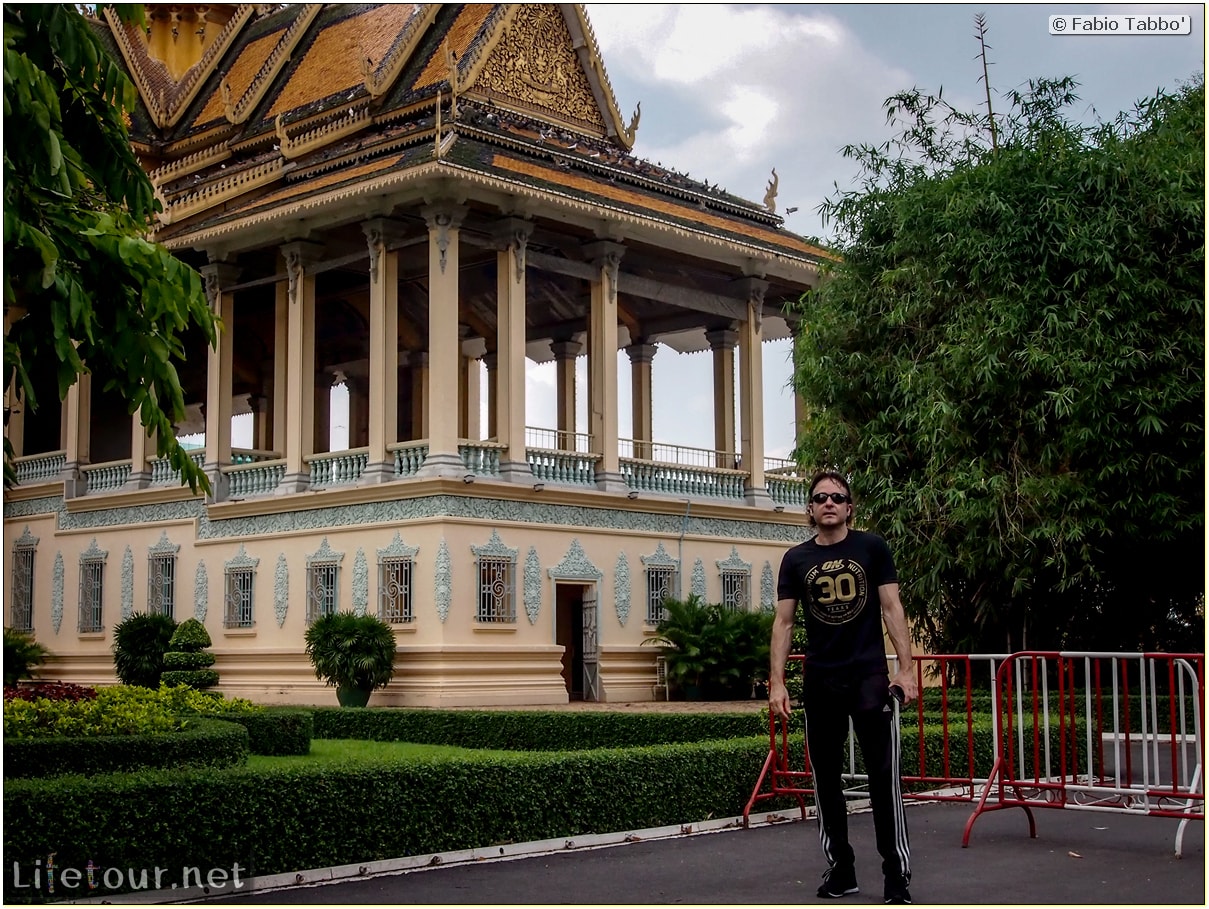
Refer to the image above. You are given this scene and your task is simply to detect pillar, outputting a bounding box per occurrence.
[706,326,738,467]
[361,218,406,483]
[61,372,90,498]
[200,262,240,500]
[417,203,466,477]
[278,240,324,494]
[583,240,625,491]
[550,336,582,449]
[737,278,771,506]
[625,340,657,461]
[492,217,534,481]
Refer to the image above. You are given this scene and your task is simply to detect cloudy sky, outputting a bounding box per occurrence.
[519,2,1203,464]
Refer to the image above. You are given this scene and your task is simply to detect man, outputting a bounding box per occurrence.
[769,470,917,905]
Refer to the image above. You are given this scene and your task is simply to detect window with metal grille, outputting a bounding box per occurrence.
[224,567,254,628]
[148,554,176,619]
[307,561,339,623]
[10,543,35,632]
[79,559,104,633]
[645,566,677,625]
[378,557,413,624]
[721,570,750,611]
[476,556,515,623]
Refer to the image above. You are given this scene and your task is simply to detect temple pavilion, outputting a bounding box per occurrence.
[4,3,829,705]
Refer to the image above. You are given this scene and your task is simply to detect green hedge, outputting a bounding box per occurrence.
[310,707,763,749]
[216,708,312,756]
[3,718,248,780]
[4,735,784,902]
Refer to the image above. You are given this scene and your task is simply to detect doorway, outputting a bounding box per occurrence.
[555,582,598,701]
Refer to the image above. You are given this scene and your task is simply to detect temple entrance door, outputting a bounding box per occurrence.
[580,585,600,702]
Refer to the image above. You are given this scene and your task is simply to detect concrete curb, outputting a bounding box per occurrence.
[61,806,837,905]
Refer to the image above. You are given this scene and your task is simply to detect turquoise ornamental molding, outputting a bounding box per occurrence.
[471,529,518,561]
[761,561,775,611]
[614,552,631,626]
[524,547,542,625]
[435,539,452,623]
[691,558,706,600]
[149,531,180,556]
[121,547,134,619]
[352,548,369,616]
[194,561,208,622]
[274,554,289,627]
[51,552,64,634]
[548,539,602,581]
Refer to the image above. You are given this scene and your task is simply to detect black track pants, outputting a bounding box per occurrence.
[803,668,911,881]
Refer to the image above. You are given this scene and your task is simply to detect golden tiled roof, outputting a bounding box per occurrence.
[266,5,418,120]
[414,4,495,91]
[113,4,828,270]
[194,29,284,128]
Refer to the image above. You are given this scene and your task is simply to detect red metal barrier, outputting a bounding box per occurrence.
[743,651,1205,857]
[963,651,1205,855]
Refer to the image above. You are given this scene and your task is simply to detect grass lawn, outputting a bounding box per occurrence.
[246,738,518,770]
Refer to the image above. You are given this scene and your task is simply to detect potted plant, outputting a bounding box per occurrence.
[304,611,397,707]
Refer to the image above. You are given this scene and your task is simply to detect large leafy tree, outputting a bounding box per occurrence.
[4,4,216,491]
[791,74,1204,655]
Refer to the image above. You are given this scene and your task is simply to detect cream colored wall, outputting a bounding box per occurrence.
[4,479,808,707]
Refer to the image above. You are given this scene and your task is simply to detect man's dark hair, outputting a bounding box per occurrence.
[805,470,855,528]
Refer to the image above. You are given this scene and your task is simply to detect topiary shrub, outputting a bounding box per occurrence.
[162,651,216,671]
[112,612,177,688]
[4,628,49,686]
[160,669,220,689]
[161,619,218,691]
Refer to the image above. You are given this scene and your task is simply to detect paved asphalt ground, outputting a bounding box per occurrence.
[197,799,1204,905]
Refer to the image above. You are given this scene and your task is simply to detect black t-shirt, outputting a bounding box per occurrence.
[777,529,898,673]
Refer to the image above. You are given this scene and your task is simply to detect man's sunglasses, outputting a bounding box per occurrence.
[810,492,851,505]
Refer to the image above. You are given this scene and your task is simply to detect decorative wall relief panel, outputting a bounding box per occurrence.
[614,552,631,626]
[194,561,208,622]
[435,539,452,623]
[274,554,289,627]
[691,558,706,601]
[51,552,64,634]
[121,546,134,619]
[352,548,369,616]
[761,561,776,612]
[524,547,542,625]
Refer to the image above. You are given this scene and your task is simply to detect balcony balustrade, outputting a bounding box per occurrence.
[10,431,807,509]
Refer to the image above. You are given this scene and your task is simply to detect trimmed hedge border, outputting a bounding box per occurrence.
[216,708,313,756]
[3,718,249,780]
[4,734,791,903]
[310,707,764,749]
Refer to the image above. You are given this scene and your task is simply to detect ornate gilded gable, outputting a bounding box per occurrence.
[103,4,256,130]
[470,5,607,137]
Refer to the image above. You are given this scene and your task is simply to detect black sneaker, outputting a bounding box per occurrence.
[817,866,859,898]
[884,876,912,904]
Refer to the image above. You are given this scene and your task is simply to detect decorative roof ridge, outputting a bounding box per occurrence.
[155,157,286,226]
[284,126,434,182]
[150,145,233,186]
[448,103,784,227]
[103,5,256,130]
[567,4,640,151]
[362,4,441,102]
[224,3,323,125]
[276,105,374,160]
